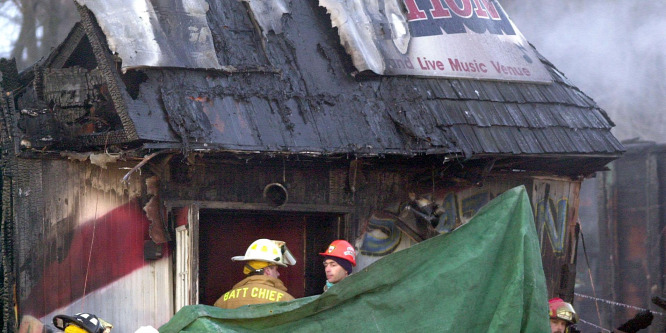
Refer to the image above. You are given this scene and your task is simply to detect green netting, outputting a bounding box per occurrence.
[160,185,550,332]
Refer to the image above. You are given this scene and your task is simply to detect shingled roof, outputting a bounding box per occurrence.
[4,0,623,176]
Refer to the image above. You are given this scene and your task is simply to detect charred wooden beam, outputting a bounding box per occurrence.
[0,58,21,93]
[43,23,88,70]
[76,3,137,141]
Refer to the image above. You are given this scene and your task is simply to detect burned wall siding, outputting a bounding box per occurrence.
[145,175,169,244]
[1,174,14,333]
[162,153,581,298]
[615,153,654,309]
[163,156,338,205]
[43,68,104,108]
[6,32,128,150]
[0,77,18,332]
[353,176,526,259]
[531,178,581,301]
[41,67,123,138]
[597,162,620,327]
[15,159,45,287]
[659,153,666,322]
[14,85,55,151]
[596,142,665,331]
[13,157,172,332]
[353,173,581,298]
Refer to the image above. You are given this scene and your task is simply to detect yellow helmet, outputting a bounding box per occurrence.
[232,239,296,267]
[53,313,112,333]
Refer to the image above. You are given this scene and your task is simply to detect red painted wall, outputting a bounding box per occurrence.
[22,201,165,318]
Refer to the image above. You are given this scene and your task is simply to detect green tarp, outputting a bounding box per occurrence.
[160,186,550,332]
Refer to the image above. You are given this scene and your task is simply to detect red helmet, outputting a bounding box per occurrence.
[319,240,356,266]
[549,298,579,324]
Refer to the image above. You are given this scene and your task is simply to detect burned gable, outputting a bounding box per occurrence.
[42,67,121,135]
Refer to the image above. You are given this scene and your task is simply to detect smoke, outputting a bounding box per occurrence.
[502,1,666,143]
[0,2,20,59]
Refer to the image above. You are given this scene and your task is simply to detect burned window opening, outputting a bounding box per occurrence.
[122,69,148,100]
[62,35,98,70]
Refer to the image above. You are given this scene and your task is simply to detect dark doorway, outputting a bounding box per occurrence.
[198,210,342,305]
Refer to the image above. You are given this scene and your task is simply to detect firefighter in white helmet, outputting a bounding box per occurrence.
[214,239,296,309]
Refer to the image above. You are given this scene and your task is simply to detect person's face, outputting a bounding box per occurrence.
[323,259,348,283]
[550,318,568,333]
[263,265,280,279]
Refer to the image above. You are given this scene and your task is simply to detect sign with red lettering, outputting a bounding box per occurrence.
[321,0,552,83]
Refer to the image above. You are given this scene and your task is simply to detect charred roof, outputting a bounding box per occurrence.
[1,0,623,176]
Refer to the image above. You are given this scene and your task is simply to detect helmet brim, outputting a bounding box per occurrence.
[53,315,98,333]
[231,255,288,267]
[281,245,297,266]
[53,315,81,330]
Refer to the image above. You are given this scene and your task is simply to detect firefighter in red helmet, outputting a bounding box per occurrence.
[549,297,579,333]
[319,240,356,292]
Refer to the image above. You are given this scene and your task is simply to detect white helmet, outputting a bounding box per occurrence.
[232,239,296,267]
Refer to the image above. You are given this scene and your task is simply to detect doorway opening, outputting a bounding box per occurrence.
[197,209,343,305]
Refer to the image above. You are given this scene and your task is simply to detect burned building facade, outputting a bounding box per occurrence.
[0,0,622,331]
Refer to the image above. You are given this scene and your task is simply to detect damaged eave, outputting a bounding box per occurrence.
[139,141,460,159]
[486,153,622,177]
